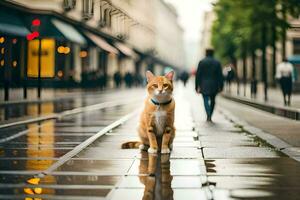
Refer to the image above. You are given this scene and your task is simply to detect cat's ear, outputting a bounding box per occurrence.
[165,70,174,81]
[146,71,154,82]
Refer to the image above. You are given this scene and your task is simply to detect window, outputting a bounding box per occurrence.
[63,0,76,11]
[82,0,94,20]
[104,8,111,27]
[293,39,300,55]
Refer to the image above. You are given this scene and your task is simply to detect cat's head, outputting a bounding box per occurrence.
[146,70,174,102]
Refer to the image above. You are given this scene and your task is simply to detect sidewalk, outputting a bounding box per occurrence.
[227,83,300,108]
[223,83,300,120]
[218,96,300,161]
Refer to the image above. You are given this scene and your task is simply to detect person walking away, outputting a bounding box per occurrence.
[195,49,224,122]
[222,64,235,93]
[124,72,133,88]
[113,71,122,88]
[180,71,190,86]
[275,58,295,106]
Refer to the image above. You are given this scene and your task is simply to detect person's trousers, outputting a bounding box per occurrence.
[280,77,292,106]
[202,94,216,118]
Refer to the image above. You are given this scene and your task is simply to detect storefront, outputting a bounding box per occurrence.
[288,55,300,92]
[0,7,30,100]
[25,16,87,87]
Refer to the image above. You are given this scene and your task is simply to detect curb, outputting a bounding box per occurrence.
[222,94,300,121]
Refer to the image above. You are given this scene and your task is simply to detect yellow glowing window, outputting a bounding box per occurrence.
[12,61,17,67]
[27,39,55,78]
[80,50,88,58]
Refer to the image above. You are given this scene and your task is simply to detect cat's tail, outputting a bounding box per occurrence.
[121,141,141,149]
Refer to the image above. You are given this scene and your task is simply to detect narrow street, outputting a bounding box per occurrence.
[0,84,299,199]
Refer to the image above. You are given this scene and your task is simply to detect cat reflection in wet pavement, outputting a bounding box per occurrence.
[139,152,173,200]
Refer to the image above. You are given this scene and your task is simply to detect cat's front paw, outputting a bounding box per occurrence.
[139,144,148,151]
[148,147,158,154]
[161,148,170,154]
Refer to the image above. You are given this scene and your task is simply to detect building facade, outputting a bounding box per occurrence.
[199,11,215,60]
[0,0,184,94]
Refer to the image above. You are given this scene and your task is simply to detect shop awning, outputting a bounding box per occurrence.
[288,55,300,64]
[0,9,30,37]
[114,42,139,59]
[84,31,119,54]
[51,18,86,45]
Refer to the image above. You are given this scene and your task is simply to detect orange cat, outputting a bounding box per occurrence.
[122,70,175,154]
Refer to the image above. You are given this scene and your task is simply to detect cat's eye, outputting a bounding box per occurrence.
[152,84,158,88]
[163,84,169,88]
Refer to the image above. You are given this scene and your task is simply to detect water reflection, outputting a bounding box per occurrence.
[205,158,300,199]
[24,102,56,198]
[139,153,173,200]
[0,99,76,122]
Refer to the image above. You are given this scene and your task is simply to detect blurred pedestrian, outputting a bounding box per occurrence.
[275,58,295,106]
[222,64,235,93]
[134,73,143,87]
[250,78,257,99]
[113,71,122,88]
[124,72,134,88]
[195,49,224,122]
[180,71,190,86]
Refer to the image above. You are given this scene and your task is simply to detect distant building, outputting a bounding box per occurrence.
[199,11,215,59]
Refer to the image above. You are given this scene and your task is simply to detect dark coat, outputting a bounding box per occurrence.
[195,56,224,95]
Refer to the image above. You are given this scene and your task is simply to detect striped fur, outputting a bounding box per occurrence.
[121,141,141,149]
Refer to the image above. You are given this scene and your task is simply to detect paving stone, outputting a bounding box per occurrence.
[205,158,300,176]
[55,159,134,175]
[110,189,144,200]
[0,159,56,171]
[54,126,102,133]
[173,189,208,199]
[75,147,138,159]
[127,158,206,176]
[40,175,121,185]
[0,174,35,183]
[229,188,300,200]
[0,187,111,197]
[96,135,140,143]
[203,147,281,158]
[170,147,201,159]
[200,141,258,148]
[208,175,300,189]
[199,135,252,142]
[172,141,199,148]
[12,135,90,143]
[0,148,69,158]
